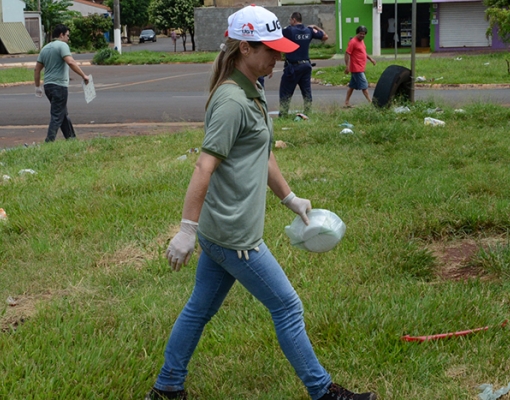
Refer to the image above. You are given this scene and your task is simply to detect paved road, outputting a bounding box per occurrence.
[1,40,510,148]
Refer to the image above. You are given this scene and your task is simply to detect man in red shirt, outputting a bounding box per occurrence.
[344,26,376,107]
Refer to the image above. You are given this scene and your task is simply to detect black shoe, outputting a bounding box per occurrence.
[318,383,377,400]
[144,387,187,400]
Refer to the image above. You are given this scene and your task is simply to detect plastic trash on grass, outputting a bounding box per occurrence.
[18,169,37,175]
[285,209,346,253]
[424,117,445,127]
[340,128,354,134]
[0,208,7,221]
[394,106,411,113]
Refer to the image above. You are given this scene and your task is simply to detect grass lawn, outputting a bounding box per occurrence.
[1,102,509,399]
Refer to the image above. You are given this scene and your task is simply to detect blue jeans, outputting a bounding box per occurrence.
[279,62,313,116]
[44,84,76,142]
[154,234,332,400]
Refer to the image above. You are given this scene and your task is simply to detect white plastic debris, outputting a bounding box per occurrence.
[424,117,445,127]
[340,128,354,134]
[6,296,17,306]
[394,106,411,113]
[454,109,466,113]
[18,169,37,175]
[2,175,11,181]
[176,155,187,161]
[416,76,426,82]
[478,382,510,400]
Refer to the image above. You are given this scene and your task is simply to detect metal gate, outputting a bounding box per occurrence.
[439,2,490,48]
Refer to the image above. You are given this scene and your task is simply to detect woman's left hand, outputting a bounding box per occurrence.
[283,193,312,225]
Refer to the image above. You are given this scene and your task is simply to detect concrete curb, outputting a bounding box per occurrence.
[0,61,91,68]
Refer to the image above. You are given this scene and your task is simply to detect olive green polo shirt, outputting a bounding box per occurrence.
[198,69,273,250]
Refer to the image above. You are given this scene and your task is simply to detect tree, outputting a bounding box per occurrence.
[149,0,202,51]
[105,0,152,43]
[484,0,510,44]
[24,0,80,44]
[67,14,113,51]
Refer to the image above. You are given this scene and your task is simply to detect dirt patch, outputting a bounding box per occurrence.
[0,122,204,149]
[428,236,507,281]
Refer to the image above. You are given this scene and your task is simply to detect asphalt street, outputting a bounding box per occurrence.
[1,37,509,148]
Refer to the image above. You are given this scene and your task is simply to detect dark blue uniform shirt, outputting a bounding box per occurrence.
[282,24,324,62]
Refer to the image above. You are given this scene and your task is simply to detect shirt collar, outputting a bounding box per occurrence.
[230,69,261,100]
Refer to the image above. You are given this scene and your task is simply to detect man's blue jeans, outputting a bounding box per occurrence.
[44,84,76,142]
[154,234,332,400]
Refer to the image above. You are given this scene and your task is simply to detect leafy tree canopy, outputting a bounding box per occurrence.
[484,0,510,43]
[25,0,80,43]
[105,0,152,30]
[68,14,112,51]
[149,0,202,50]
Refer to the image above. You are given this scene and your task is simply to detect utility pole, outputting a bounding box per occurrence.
[113,0,122,54]
[410,0,416,102]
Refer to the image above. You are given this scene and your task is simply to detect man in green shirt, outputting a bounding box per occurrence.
[34,24,90,143]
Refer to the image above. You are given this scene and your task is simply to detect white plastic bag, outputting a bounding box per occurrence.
[285,209,346,253]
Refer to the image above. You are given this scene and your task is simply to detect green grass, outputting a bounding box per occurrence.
[1,103,510,399]
[314,52,510,86]
[0,67,36,85]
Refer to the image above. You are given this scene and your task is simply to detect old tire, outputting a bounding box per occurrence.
[372,65,412,108]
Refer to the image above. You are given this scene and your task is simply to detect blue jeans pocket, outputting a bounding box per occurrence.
[198,234,226,264]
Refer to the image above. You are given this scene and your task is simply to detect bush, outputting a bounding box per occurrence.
[68,14,112,52]
[92,48,120,65]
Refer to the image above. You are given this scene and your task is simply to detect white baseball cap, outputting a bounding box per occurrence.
[226,4,299,53]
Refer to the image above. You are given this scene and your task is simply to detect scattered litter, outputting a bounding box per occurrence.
[281,127,291,130]
[176,155,187,161]
[6,296,17,306]
[426,107,443,114]
[2,175,10,181]
[454,109,466,113]
[402,320,508,342]
[0,208,7,221]
[339,121,354,129]
[188,148,199,154]
[484,62,490,66]
[424,117,445,127]
[90,121,95,124]
[268,111,280,115]
[416,76,426,82]
[431,76,444,81]
[478,382,510,400]
[294,113,309,121]
[455,57,462,61]
[316,70,325,75]
[18,169,37,175]
[394,106,411,113]
[325,83,333,87]
[275,140,287,149]
[340,128,354,134]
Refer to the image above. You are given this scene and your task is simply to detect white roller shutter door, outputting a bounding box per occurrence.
[439,2,490,48]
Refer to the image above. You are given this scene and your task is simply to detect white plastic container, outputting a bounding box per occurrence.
[285,209,346,253]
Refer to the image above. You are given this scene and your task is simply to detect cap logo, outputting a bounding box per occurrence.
[266,20,281,33]
[241,23,255,37]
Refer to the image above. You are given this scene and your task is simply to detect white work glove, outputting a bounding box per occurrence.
[165,219,198,271]
[237,246,260,261]
[282,192,311,225]
[35,86,43,97]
